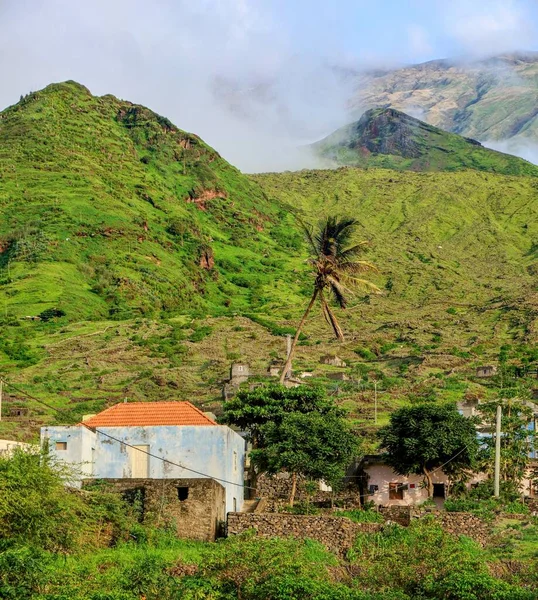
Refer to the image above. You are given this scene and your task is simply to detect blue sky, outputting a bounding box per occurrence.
[1,0,537,170]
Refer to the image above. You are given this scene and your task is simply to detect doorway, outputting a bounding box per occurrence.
[128,445,150,478]
[433,483,445,499]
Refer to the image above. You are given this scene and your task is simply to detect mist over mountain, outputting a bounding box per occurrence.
[351,52,538,165]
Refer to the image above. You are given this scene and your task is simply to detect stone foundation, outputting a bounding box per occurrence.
[83,478,226,542]
[255,473,361,510]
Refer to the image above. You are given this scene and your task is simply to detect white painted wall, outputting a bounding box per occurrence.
[41,424,245,514]
[0,439,37,455]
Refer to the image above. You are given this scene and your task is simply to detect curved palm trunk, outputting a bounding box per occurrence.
[279,289,319,384]
[423,466,434,498]
[320,291,344,341]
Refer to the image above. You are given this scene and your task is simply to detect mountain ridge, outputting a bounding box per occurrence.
[311,107,538,174]
[352,52,538,148]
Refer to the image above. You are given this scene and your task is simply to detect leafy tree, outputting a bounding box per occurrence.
[280,216,379,383]
[378,403,479,497]
[251,411,360,505]
[219,385,349,490]
[220,384,341,448]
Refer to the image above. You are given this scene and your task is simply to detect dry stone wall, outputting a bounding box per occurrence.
[227,512,381,556]
[439,512,492,546]
[255,474,361,510]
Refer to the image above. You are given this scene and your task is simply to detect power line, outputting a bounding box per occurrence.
[1,378,475,500]
[1,378,256,492]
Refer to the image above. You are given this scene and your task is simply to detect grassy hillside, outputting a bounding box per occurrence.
[2,83,538,442]
[0,81,305,321]
[312,108,538,175]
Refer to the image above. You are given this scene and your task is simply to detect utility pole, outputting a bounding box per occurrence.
[494,403,502,497]
[373,379,378,425]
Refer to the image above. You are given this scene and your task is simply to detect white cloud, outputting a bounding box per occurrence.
[0,0,351,172]
[442,0,533,57]
[407,24,433,57]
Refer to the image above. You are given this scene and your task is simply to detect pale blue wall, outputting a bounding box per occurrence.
[41,425,245,514]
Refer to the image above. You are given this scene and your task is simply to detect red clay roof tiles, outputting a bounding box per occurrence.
[81,401,217,428]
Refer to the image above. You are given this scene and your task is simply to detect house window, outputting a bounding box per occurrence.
[389,482,404,500]
[369,484,379,494]
[55,441,67,451]
[177,487,189,501]
[233,451,238,473]
[233,497,237,512]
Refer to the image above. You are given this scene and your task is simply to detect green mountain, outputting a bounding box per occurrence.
[0,81,305,321]
[353,52,538,146]
[311,108,538,175]
[1,82,538,441]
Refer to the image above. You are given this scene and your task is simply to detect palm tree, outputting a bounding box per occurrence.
[279,216,379,384]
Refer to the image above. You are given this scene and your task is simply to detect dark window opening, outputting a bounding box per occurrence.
[389,482,404,500]
[177,486,189,501]
[122,487,146,522]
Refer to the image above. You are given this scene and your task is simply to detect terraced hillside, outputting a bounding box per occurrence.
[1,82,538,442]
[312,108,538,175]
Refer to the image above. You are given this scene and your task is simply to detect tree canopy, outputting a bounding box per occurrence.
[219,384,342,447]
[378,403,479,497]
[251,411,360,505]
[220,384,359,503]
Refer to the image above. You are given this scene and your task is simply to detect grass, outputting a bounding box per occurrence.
[2,83,538,442]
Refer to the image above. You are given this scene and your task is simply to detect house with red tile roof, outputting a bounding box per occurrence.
[41,401,245,519]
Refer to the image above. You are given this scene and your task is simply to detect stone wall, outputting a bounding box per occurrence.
[83,478,226,542]
[526,498,538,514]
[256,473,361,510]
[227,512,381,556]
[439,512,492,546]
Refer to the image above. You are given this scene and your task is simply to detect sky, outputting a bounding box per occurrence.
[1,0,537,171]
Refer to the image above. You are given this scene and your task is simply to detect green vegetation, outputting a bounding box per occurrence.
[0,81,305,322]
[312,108,538,175]
[252,410,359,505]
[2,84,538,433]
[2,450,537,599]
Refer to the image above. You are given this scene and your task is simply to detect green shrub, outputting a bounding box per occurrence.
[338,509,384,524]
[354,347,376,361]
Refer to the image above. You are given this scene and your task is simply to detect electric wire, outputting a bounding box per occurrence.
[1,377,474,499]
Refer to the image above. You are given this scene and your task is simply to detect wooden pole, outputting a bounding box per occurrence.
[494,404,502,497]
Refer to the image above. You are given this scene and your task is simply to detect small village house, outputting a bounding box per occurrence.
[320,355,347,367]
[475,365,497,378]
[0,439,37,456]
[41,401,246,539]
[360,455,486,507]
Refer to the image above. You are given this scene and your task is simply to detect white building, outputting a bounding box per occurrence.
[0,439,37,456]
[41,401,246,514]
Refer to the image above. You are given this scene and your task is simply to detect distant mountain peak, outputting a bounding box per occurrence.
[312,107,537,176]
